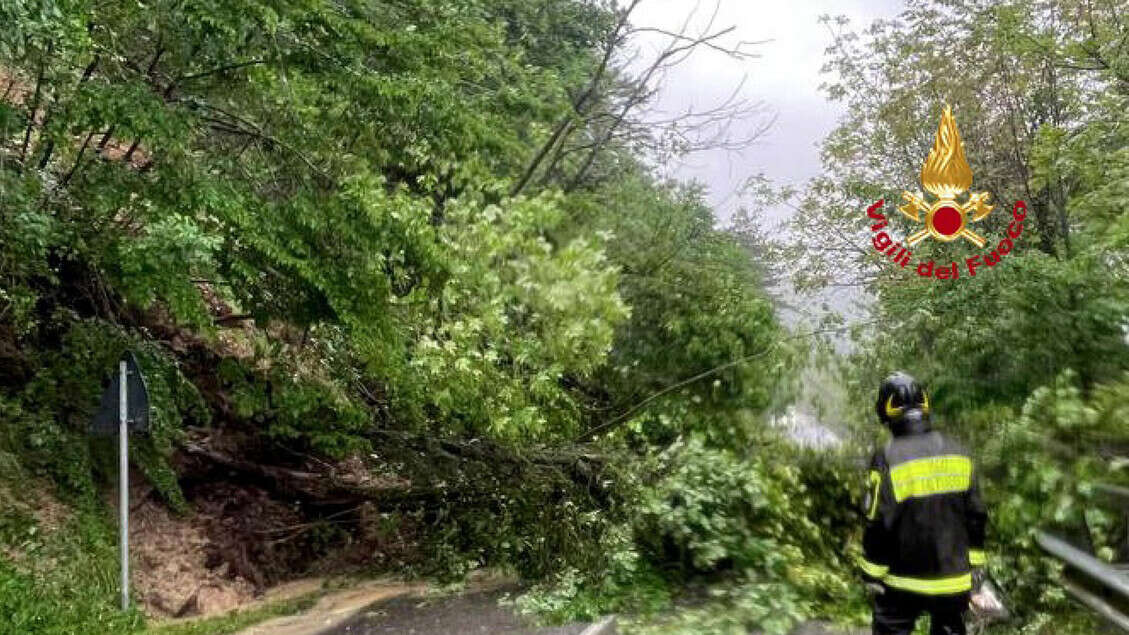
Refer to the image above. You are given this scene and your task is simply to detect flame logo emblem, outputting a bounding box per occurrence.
[898,106,993,247]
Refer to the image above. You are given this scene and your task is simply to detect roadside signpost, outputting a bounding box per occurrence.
[91,351,149,611]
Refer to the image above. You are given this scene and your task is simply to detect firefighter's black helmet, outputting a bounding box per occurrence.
[876,371,930,426]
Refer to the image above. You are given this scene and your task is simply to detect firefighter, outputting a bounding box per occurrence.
[860,372,988,635]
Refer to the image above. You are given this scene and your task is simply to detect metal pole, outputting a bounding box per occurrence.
[1062,580,1129,633]
[119,359,129,611]
[1037,531,1129,599]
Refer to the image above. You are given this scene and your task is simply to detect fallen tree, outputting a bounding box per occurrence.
[178,428,611,509]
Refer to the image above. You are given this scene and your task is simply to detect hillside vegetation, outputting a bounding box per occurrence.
[2,0,1129,633]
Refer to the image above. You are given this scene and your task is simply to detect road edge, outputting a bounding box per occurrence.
[579,615,617,635]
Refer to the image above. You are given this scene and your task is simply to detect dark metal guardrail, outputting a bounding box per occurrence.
[1038,482,1129,632]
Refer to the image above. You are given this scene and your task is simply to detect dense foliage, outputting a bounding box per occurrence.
[516,437,865,633]
[4,0,1126,632]
[0,0,820,632]
[771,0,1129,630]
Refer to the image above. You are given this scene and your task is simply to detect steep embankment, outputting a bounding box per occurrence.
[0,0,842,632]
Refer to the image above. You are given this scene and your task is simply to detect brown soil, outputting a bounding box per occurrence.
[130,486,258,618]
[1,66,153,169]
[28,482,73,531]
[129,465,392,620]
[128,457,334,620]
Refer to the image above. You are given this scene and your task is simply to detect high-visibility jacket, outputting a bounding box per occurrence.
[860,423,988,596]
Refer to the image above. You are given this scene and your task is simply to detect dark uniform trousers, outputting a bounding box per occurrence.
[872,588,969,635]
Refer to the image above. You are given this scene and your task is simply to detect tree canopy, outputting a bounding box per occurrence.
[3,0,1129,632]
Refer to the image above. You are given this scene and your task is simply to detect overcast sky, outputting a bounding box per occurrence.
[624,0,906,330]
[629,0,904,226]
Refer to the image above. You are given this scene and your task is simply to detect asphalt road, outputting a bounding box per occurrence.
[322,584,868,635]
[326,585,591,635]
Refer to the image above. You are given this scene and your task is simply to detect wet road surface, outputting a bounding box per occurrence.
[326,585,591,635]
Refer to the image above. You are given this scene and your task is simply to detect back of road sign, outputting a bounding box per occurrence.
[90,351,150,435]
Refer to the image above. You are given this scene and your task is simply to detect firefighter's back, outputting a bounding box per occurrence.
[882,430,975,592]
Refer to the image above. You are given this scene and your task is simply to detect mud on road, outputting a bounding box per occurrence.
[326,584,590,635]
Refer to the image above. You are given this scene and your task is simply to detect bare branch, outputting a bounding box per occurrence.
[510,0,643,196]
[630,27,768,59]
[184,99,333,184]
[58,131,95,189]
[552,1,771,190]
[178,58,266,82]
[19,45,50,167]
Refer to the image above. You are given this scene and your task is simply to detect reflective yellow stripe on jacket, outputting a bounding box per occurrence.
[859,557,888,579]
[889,454,972,502]
[969,549,986,566]
[866,470,882,520]
[884,572,972,595]
[859,555,971,595]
